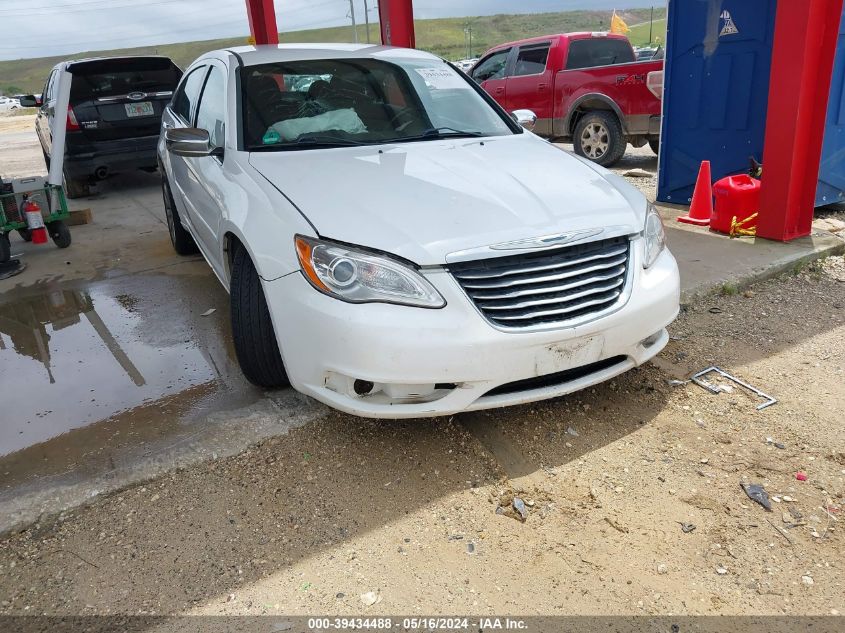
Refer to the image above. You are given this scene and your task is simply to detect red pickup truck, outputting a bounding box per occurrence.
[470,32,663,166]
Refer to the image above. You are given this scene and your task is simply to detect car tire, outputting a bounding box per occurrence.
[0,233,10,263]
[649,138,660,155]
[230,245,289,389]
[18,228,32,242]
[161,175,199,255]
[573,111,626,167]
[47,220,71,248]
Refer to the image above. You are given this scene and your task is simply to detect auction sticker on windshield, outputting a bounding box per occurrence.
[125,101,154,117]
[415,67,470,90]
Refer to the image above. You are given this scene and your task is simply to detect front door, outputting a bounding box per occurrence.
[471,48,511,107]
[505,42,553,136]
[180,63,228,277]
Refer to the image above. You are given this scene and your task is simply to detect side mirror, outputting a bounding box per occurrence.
[19,95,40,107]
[165,127,221,158]
[511,109,537,132]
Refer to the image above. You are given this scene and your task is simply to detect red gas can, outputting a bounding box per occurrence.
[711,175,761,235]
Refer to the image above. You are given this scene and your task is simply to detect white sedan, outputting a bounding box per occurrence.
[158,44,679,418]
[0,96,21,113]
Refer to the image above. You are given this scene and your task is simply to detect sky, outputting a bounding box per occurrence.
[0,0,658,61]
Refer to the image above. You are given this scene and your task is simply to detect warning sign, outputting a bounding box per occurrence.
[720,10,739,36]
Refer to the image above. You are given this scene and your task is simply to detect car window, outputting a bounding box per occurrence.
[44,71,57,103]
[69,58,182,102]
[195,66,226,149]
[512,44,550,77]
[242,58,514,150]
[471,49,510,82]
[172,66,207,124]
[565,39,635,70]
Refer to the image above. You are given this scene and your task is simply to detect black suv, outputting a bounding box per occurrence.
[23,56,182,198]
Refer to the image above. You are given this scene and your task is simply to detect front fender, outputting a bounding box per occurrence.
[217,157,315,285]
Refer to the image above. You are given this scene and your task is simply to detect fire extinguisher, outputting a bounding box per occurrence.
[22,197,48,244]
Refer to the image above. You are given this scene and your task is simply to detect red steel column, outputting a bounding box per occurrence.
[758,0,843,241]
[378,0,415,48]
[245,0,279,45]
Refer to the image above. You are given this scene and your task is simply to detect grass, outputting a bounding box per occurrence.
[627,18,667,47]
[0,8,667,94]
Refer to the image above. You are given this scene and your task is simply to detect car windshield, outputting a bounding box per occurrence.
[242,57,515,150]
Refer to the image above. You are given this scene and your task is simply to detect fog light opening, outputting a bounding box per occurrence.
[640,330,663,348]
[353,379,375,396]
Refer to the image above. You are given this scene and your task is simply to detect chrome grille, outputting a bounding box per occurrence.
[450,236,631,329]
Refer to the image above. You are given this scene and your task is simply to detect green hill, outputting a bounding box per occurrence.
[0,8,666,95]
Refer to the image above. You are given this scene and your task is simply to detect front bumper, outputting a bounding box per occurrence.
[266,240,680,419]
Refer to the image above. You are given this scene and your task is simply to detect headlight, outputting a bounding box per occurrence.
[295,235,445,308]
[643,204,666,269]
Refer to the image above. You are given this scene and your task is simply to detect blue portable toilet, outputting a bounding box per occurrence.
[816,6,845,207]
[657,0,778,204]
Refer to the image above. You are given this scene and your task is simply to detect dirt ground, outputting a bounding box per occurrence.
[0,255,843,617]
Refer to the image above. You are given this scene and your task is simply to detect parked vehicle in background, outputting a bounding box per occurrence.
[455,58,478,72]
[158,44,679,419]
[471,32,664,166]
[21,56,182,198]
[0,96,21,113]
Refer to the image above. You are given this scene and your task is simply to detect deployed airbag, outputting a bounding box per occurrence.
[267,108,367,142]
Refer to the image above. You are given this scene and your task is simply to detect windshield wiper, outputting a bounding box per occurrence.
[396,127,486,143]
[251,135,370,151]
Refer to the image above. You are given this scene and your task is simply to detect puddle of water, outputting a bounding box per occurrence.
[0,273,263,485]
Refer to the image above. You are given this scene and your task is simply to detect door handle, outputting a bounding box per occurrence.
[538,82,548,90]
[495,87,504,94]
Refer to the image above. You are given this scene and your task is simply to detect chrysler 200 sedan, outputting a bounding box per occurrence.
[158,44,679,419]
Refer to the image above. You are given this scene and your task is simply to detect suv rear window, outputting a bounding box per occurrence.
[68,58,182,100]
[565,39,635,70]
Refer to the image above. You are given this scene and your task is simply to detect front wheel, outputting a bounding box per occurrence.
[573,111,627,167]
[230,245,289,388]
[649,138,660,155]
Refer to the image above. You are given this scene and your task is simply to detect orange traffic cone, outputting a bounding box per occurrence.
[677,161,713,226]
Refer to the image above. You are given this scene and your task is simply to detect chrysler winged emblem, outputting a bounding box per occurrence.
[489,228,604,251]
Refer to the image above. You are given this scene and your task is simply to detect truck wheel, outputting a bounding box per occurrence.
[574,111,626,167]
[161,176,198,255]
[48,220,71,248]
[230,245,289,389]
[649,138,660,155]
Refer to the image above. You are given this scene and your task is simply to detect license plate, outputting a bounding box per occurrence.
[124,101,154,117]
[534,336,604,377]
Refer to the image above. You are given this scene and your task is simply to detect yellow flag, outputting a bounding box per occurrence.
[610,11,630,35]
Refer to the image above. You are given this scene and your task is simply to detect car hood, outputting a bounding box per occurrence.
[248,133,647,265]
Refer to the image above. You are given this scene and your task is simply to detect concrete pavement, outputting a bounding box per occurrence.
[1,125,844,536]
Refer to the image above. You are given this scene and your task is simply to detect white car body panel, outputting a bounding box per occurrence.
[248,133,645,265]
[158,44,681,418]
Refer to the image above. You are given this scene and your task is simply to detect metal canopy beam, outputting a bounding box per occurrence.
[758,0,844,241]
[378,0,416,48]
[245,0,279,45]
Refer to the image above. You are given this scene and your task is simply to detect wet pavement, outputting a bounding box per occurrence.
[0,119,326,534]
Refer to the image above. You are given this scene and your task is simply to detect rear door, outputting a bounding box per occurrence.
[36,70,57,155]
[67,57,182,142]
[470,48,511,106]
[505,41,554,135]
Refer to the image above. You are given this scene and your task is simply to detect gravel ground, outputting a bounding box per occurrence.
[0,255,842,617]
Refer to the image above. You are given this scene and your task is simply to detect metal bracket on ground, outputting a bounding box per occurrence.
[691,366,777,411]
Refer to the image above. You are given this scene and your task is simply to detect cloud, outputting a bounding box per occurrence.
[0,0,658,61]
